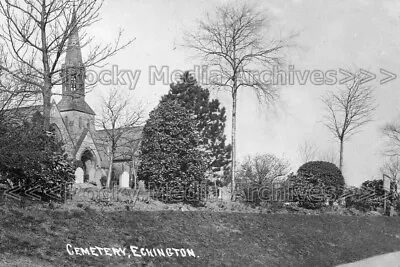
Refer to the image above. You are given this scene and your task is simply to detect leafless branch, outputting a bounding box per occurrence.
[0,0,134,129]
[381,156,400,184]
[382,118,400,157]
[322,70,376,170]
[185,2,295,198]
[238,154,290,186]
[298,140,317,163]
[95,87,145,187]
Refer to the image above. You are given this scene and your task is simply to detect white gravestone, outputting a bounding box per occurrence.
[88,167,96,184]
[119,171,130,188]
[74,167,84,184]
[94,168,104,187]
[138,180,146,191]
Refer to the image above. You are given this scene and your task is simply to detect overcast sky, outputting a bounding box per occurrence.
[73,0,400,186]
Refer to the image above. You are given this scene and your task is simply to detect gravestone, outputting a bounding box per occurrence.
[136,180,149,200]
[119,171,130,188]
[94,168,104,188]
[219,186,231,201]
[397,179,400,194]
[138,180,146,193]
[75,167,84,184]
[88,167,96,184]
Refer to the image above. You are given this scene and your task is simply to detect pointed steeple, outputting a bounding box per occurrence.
[58,8,95,116]
[65,7,83,66]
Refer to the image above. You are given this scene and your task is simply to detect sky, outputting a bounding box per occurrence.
[72,0,400,186]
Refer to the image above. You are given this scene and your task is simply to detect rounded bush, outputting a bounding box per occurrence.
[292,161,345,209]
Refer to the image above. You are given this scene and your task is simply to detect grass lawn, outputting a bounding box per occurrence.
[1,205,400,267]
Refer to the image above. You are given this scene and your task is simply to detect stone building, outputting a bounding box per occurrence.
[16,12,142,187]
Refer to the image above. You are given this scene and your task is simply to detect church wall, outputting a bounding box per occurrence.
[50,107,75,157]
[61,110,95,140]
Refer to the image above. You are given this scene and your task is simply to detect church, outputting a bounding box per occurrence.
[44,13,142,187]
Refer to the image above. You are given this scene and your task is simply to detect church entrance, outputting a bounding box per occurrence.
[81,149,95,183]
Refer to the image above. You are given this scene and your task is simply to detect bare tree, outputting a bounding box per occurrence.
[319,147,339,167]
[382,118,400,157]
[381,156,400,185]
[322,72,376,171]
[0,0,133,130]
[96,87,145,188]
[297,139,340,167]
[298,140,317,163]
[185,3,294,199]
[0,61,40,123]
[237,154,290,186]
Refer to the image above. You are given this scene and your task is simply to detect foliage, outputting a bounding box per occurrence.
[0,112,75,202]
[0,0,132,129]
[138,99,208,204]
[237,154,290,186]
[185,3,293,197]
[162,71,231,181]
[344,186,372,212]
[240,185,263,206]
[345,179,397,212]
[96,87,145,188]
[291,161,345,209]
[236,154,290,206]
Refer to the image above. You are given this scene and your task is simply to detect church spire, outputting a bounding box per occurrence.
[65,7,83,66]
[58,8,95,116]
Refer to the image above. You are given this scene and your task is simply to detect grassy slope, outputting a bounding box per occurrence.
[1,206,400,267]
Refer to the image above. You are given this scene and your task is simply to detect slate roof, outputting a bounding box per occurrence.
[57,97,95,115]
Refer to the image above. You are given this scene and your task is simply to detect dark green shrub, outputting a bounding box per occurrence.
[0,112,75,203]
[138,99,208,205]
[344,187,374,212]
[346,180,398,211]
[162,71,231,179]
[241,184,261,206]
[291,161,345,209]
[240,182,274,206]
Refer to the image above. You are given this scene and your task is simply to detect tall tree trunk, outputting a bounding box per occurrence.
[339,139,344,172]
[41,1,51,131]
[231,91,237,201]
[132,157,137,189]
[107,152,114,188]
[42,51,52,131]
[42,87,52,130]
